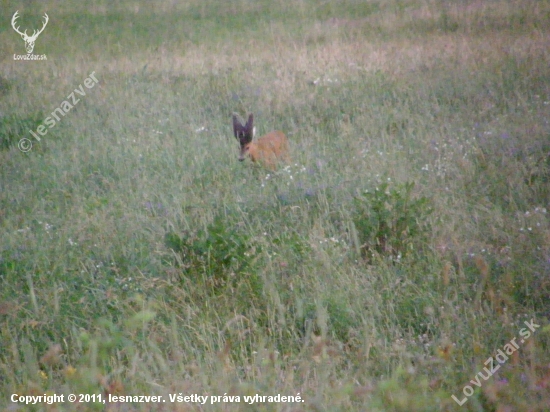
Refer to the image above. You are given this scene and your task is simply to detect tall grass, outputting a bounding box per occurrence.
[1,0,549,410]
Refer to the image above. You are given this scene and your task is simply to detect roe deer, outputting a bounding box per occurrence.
[232,113,289,170]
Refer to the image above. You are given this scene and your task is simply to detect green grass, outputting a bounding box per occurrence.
[1,0,550,411]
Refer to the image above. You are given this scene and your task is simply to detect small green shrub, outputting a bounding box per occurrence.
[0,113,44,150]
[0,76,11,96]
[164,214,262,290]
[352,181,433,261]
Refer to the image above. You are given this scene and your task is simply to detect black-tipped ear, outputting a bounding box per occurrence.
[245,113,254,132]
[233,114,243,139]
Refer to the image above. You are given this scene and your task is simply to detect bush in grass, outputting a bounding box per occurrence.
[164,214,262,292]
[0,113,44,150]
[352,181,433,262]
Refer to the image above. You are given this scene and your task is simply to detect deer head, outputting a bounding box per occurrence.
[233,113,255,161]
[12,11,49,54]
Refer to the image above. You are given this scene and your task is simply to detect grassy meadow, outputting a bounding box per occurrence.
[1,0,550,410]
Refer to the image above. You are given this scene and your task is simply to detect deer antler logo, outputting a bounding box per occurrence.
[11,11,49,54]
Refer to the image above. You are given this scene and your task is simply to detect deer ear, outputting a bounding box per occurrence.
[245,113,254,132]
[233,114,243,139]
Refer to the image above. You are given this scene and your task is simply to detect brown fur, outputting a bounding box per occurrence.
[233,114,290,170]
